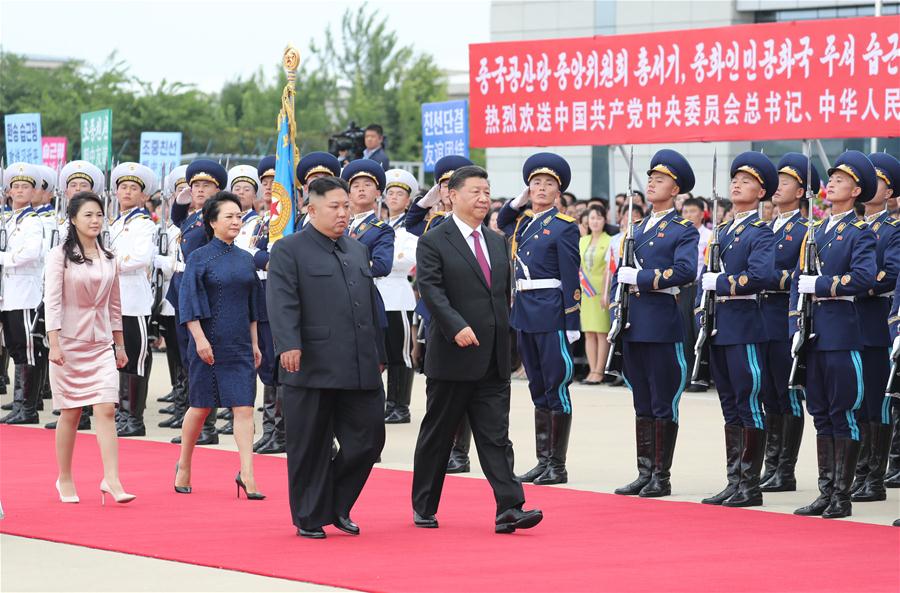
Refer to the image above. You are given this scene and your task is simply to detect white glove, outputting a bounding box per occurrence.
[701,272,722,291]
[153,254,172,272]
[0,252,8,267]
[791,330,804,357]
[566,330,581,344]
[798,275,819,294]
[510,186,530,209]
[891,335,899,360]
[173,261,186,273]
[618,266,639,285]
[417,183,442,209]
[175,186,191,205]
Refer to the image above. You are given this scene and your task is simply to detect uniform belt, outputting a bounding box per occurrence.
[760,290,789,295]
[120,270,147,277]
[877,292,892,298]
[516,279,562,291]
[813,296,853,302]
[715,295,757,303]
[257,271,267,280]
[652,287,680,296]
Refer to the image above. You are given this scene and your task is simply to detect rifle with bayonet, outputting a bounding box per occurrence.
[604,146,636,379]
[690,150,721,388]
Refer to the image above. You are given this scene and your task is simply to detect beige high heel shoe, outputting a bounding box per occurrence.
[99,479,136,505]
[55,479,79,504]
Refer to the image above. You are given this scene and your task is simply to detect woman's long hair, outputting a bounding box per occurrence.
[62,191,115,266]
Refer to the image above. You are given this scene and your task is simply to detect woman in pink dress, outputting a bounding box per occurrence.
[45,192,135,505]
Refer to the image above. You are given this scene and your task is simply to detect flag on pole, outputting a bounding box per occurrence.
[269,45,300,244]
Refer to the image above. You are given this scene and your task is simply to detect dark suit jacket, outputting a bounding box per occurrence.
[267,226,385,390]
[416,218,511,381]
[364,148,390,170]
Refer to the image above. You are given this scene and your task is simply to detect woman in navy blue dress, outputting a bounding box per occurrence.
[174,192,265,499]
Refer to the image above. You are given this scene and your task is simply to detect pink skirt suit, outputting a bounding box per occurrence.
[43,244,123,409]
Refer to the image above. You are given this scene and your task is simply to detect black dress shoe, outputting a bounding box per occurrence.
[157,390,175,402]
[333,516,360,535]
[216,420,233,435]
[297,527,326,539]
[44,416,92,431]
[384,408,411,424]
[413,512,438,528]
[495,506,543,534]
[446,457,470,474]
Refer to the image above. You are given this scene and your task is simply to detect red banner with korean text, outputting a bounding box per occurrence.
[468,16,900,147]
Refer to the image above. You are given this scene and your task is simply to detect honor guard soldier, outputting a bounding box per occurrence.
[611,150,699,498]
[109,163,158,437]
[497,153,581,485]
[155,165,189,430]
[257,155,276,207]
[405,155,472,237]
[340,159,395,279]
[165,159,228,446]
[297,152,342,229]
[888,272,900,497]
[849,151,900,503]
[379,169,419,424]
[698,151,777,508]
[35,165,60,253]
[757,153,819,493]
[0,163,47,425]
[790,150,877,519]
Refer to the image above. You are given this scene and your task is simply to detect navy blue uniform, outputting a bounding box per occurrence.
[609,210,698,421]
[697,213,775,430]
[405,204,451,237]
[250,233,276,387]
[498,203,581,413]
[348,212,394,329]
[179,237,262,408]
[789,214,876,439]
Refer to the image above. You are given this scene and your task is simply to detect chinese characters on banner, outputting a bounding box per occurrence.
[468,16,900,147]
[80,109,113,169]
[421,100,469,172]
[4,113,43,164]
[139,132,182,179]
[42,137,68,168]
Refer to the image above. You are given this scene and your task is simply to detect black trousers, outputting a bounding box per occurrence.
[283,384,385,530]
[120,315,152,377]
[412,364,525,517]
[0,309,40,366]
[159,314,182,385]
[385,310,414,367]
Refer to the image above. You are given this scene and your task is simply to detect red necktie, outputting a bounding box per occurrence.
[471,230,491,288]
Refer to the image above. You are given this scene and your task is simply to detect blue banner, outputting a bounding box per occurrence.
[139,132,182,179]
[269,114,296,242]
[4,113,42,164]
[421,100,468,173]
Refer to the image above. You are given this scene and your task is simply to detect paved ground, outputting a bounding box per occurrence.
[2,352,898,591]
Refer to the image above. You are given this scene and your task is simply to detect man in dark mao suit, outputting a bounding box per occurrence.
[411,165,543,534]
[267,176,386,539]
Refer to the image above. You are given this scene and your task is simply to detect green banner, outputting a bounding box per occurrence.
[80,109,112,170]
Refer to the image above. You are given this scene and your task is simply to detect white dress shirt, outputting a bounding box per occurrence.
[644,207,674,232]
[728,209,756,234]
[772,209,799,233]
[824,209,854,234]
[452,214,491,269]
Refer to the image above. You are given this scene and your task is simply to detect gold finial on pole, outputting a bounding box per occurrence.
[283,45,299,89]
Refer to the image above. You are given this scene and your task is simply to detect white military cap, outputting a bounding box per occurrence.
[384,168,419,197]
[164,165,189,196]
[227,165,261,191]
[59,160,105,193]
[36,165,59,192]
[4,162,42,189]
[111,162,158,195]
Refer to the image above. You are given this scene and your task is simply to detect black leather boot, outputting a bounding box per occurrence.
[0,365,26,423]
[157,389,176,403]
[217,408,232,420]
[822,437,861,518]
[517,408,552,482]
[253,384,278,451]
[723,427,765,507]
[702,424,744,505]
[5,363,41,424]
[217,410,234,434]
[257,386,286,454]
[45,412,92,431]
[446,418,471,473]
[850,421,871,494]
[0,346,9,395]
[795,436,835,516]
[385,366,413,424]
[159,371,189,428]
[171,408,219,445]
[884,405,900,488]
[615,416,655,495]
[534,411,571,485]
[852,422,891,502]
[118,374,147,437]
[760,412,783,485]
[761,413,803,492]
[640,418,678,497]
[115,373,130,432]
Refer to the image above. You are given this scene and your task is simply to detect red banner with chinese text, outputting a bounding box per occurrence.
[468,16,900,147]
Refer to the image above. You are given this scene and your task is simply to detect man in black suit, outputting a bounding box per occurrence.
[267,176,386,539]
[411,165,543,534]
[362,124,390,169]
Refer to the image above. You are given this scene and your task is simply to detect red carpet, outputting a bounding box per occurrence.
[1,425,897,593]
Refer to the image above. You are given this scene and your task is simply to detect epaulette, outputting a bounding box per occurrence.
[522,209,535,218]
[555,212,576,223]
[852,220,867,229]
[673,216,691,226]
[372,220,385,228]
[886,218,900,227]
[751,219,767,227]
[135,214,151,220]
[797,219,810,227]
[717,220,729,228]
[810,219,825,227]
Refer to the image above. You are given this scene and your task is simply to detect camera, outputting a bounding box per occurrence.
[328,122,367,164]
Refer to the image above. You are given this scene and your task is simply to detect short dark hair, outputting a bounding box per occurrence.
[682,197,706,212]
[202,191,242,239]
[308,175,349,200]
[365,124,384,137]
[448,165,488,191]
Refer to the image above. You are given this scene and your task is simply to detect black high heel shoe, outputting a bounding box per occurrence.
[235,471,265,500]
[174,463,192,494]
